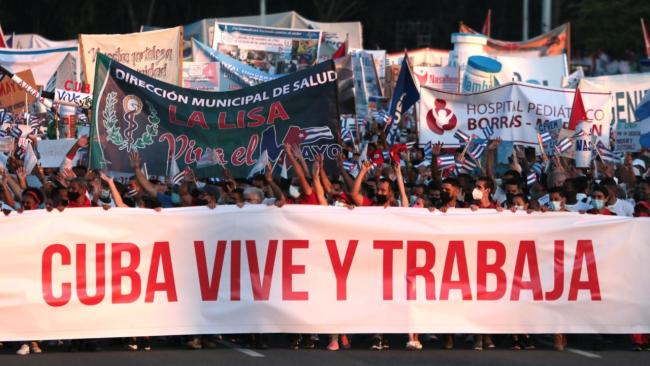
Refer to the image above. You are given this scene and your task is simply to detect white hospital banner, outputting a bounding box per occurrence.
[496,54,568,88]
[0,46,78,86]
[79,26,182,92]
[419,82,612,147]
[579,73,650,124]
[413,66,460,92]
[0,206,649,341]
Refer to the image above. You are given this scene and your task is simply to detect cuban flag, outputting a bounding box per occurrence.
[297,127,334,144]
[374,110,391,125]
[482,125,494,140]
[539,131,553,144]
[531,162,543,177]
[405,141,416,150]
[423,142,432,160]
[453,130,471,144]
[527,172,537,186]
[456,158,478,174]
[341,126,354,143]
[571,130,588,139]
[382,150,391,161]
[555,137,572,153]
[0,109,12,124]
[468,140,486,160]
[10,125,22,138]
[595,140,622,164]
[437,154,456,169]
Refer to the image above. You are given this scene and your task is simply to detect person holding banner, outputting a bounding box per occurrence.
[585,185,616,215]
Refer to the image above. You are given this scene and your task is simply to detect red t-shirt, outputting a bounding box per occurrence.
[474,200,498,209]
[369,148,385,166]
[296,190,319,205]
[68,196,92,208]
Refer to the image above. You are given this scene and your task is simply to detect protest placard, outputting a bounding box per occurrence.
[89,53,339,178]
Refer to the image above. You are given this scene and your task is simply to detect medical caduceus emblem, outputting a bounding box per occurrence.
[102,92,160,152]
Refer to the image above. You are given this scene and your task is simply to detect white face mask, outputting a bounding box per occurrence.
[550,200,562,211]
[472,188,483,200]
[289,185,300,199]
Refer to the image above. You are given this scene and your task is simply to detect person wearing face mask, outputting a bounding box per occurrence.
[283,143,319,205]
[430,177,467,213]
[351,161,408,209]
[544,187,569,212]
[469,177,503,211]
[66,178,92,208]
[509,193,530,213]
[586,186,615,215]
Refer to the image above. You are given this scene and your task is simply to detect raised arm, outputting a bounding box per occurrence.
[336,152,355,190]
[486,138,501,183]
[264,162,286,207]
[319,160,333,194]
[394,162,408,207]
[311,154,328,206]
[128,151,157,198]
[284,143,312,196]
[60,135,88,170]
[430,141,443,186]
[0,168,16,208]
[100,171,128,207]
[351,160,372,206]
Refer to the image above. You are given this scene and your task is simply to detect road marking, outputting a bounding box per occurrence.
[217,340,265,358]
[538,340,602,359]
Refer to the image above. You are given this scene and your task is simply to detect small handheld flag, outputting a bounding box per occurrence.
[555,137,572,153]
[482,125,494,140]
[527,172,537,186]
[453,130,471,144]
[539,131,553,144]
[437,154,456,169]
[468,140,486,160]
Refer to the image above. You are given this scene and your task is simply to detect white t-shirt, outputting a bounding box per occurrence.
[565,200,591,212]
[608,199,634,217]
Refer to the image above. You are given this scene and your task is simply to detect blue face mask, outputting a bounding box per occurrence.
[591,199,605,210]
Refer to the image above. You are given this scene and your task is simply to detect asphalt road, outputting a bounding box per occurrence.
[0,334,648,366]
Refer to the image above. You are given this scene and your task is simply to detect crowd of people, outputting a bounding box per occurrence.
[1,109,650,355]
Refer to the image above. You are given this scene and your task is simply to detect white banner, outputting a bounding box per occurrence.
[579,73,650,124]
[79,26,183,92]
[1,206,649,340]
[496,54,568,89]
[6,33,78,49]
[213,22,321,75]
[0,46,78,86]
[36,139,78,167]
[413,66,460,92]
[419,82,612,147]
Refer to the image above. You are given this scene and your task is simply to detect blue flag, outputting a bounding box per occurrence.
[388,57,420,124]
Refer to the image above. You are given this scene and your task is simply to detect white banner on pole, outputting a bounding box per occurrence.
[419,82,612,147]
[0,206,649,340]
